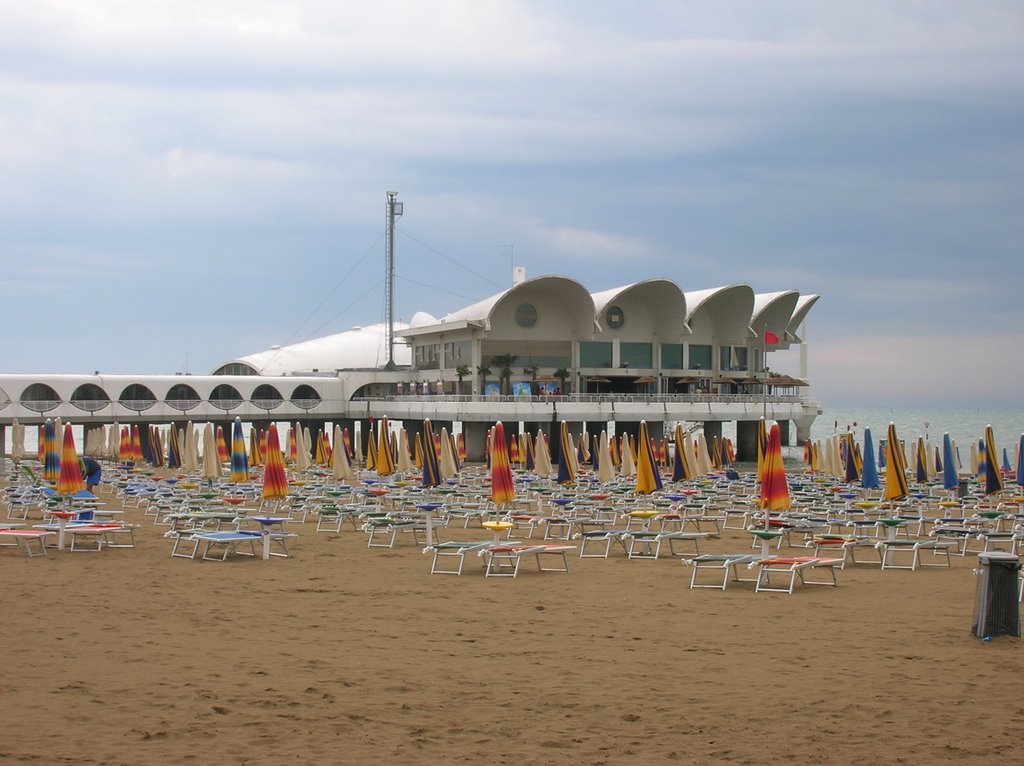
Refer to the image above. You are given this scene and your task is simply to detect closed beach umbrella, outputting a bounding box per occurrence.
[261,424,289,500]
[634,420,664,495]
[376,417,395,477]
[597,431,615,484]
[43,419,61,482]
[229,417,249,484]
[983,425,1003,496]
[756,417,768,484]
[672,424,693,482]
[397,429,414,474]
[942,433,958,492]
[249,427,262,467]
[490,421,516,506]
[131,425,144,463]
[556,421,576,485]
[10,418,25,462]
[201,423,222,483]
[620,433,636,478]
[421,419,441,489]
[523,433,535,471]
[884,422,909,501]
[915,437,928,484]
[759,423,791,514]
[844,433,861,483]
[861,428,880,490]
[167,425,181,469]
[56,423,85,497]
[1015,435,1024,489]
[439,427,459,480]
[217,426,230,464]
[183,421,198,473]
[332,424,353,482]
[534,431,554,477]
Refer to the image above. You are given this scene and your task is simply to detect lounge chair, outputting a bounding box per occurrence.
[751,556,843,593]
[0,528,55,557]
[682,553,760,590]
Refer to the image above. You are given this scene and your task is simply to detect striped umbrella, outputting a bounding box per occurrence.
[983,425,1003,496]
[759,423,790,514]
[376,417,395,477]
[229,417,249,484]
[672,423,694,482]
[884,422,909,501]
[421,419,441,488]
[56,423,85,497]
[43,419,61,482]
[756,416,768,484]
[216,426,230,463]
[509,432,521,465]
[167,425,182,468]
[490,421,516,506]
[634,420,663,495]
[556,421,576,486]
[315,430,330,465]
[261,424,289,500]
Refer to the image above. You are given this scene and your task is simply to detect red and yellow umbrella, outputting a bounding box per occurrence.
[216,426,230,463]
[249,427,263,467]
[634,420,664,495]
[56,423,85,497]
[759,423,791,514]
[756,417,768,484]
[457,432,467,461]
[490,421,516,506]
[261,424,289,500]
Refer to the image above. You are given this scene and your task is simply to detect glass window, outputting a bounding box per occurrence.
[620,342,652,368]
[579,341,612,367]
[661,343,683,370]
[444,340,471,367]
[719,345,748,371]
[605,305,625,329]
[515,303,538,328]
[688,344,712,370]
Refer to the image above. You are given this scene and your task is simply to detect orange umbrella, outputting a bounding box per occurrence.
[756,417,768,484]
[634,420,663,495]
[490,421,516,506]
[261,424,289,500]
[56,423,85,497]
[457,432,466,461]
[759,423,790,516]
[131,425,144,463]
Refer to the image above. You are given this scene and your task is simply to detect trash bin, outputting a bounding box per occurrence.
[972,552,1021,638]
[958,479,970,499]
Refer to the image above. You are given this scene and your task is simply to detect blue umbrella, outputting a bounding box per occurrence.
[861,428,879,489]
[1002,448,1011,474]
[942,433,958,491]
[1017,434,1024,489]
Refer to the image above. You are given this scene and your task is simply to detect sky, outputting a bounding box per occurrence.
[1,1,1022,407]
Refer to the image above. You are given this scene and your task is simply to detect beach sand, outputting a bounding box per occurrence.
[1,487,1022,765]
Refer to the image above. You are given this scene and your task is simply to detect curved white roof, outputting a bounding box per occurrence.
[751,291,800,341]
[591,279,688,336]
[221,322,411,376]
[684,284,755,343]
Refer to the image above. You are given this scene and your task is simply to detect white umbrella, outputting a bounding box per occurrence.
[439,427,458,480]
[621,435,636,478]
[201,423,221,483]
[696,433,713,475]
[331,424,353,482]
[354,426,364,466]
[10,418,26,462]
[295,423,312,471]
[398,429,414,474]
[183,421,198,473]
[534,431,554,477]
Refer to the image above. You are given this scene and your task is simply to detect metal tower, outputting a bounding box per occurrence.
[384,191,403,369]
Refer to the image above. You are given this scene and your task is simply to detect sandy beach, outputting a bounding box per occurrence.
[1,479,1022,766]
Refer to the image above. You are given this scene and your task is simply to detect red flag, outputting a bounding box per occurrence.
[764,331,780,345]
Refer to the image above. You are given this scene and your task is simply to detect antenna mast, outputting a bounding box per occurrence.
[385,191,403,369]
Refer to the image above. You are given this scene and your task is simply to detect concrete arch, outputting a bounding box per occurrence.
[487,276,598,340]
[684,284,755,344]
[751,291,800,345]
[591,279,688,340]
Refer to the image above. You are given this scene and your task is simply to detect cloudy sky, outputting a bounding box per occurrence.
[2,1,1021,407]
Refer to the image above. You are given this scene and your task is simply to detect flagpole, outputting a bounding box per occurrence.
[762,324,768,419]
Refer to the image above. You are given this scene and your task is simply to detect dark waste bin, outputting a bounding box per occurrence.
[958,479,970,498]
[972,552,1021,638]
